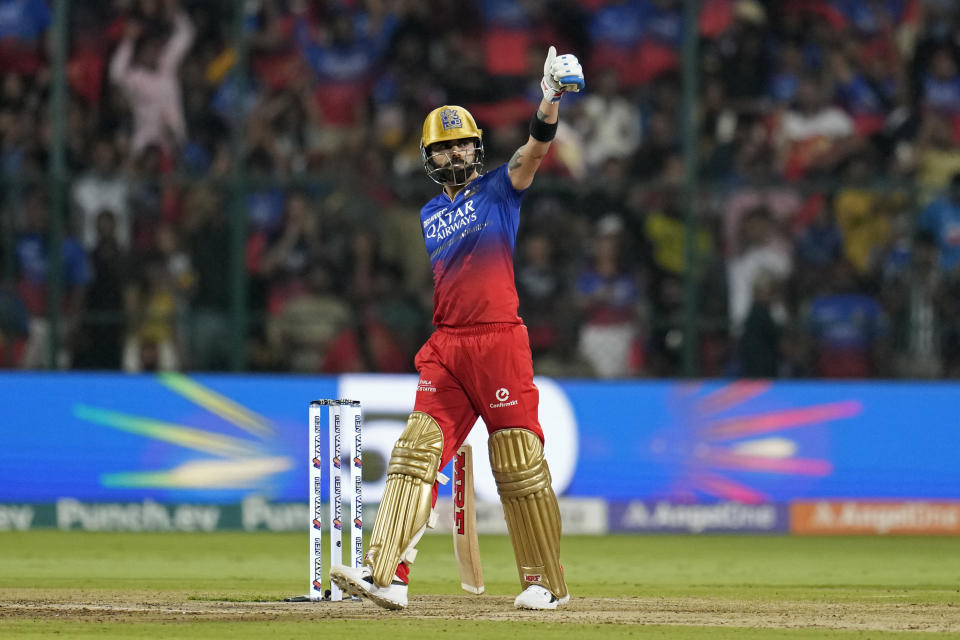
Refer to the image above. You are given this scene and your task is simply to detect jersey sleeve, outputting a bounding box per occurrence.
[487,164,525,211]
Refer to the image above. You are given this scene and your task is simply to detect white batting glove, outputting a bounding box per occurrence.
[540,46,585,103]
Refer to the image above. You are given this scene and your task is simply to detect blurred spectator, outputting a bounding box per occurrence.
[738,273,784,378]
[882,230,945,378]
[183,185,230,371]
[0,0,50,75]
[727,207,792,336]
[109,3,195,156]
[321,304,409,373]
[794,194,843,287]
[516,231,567,357]
[0,278,27,367]
[920,46,960,115]
[775,73,860,181]
[15,192,90,369]
[72,139,131,250]
[250,190,320,314]
[911,111,960,201]
[574,216,645,378]
[833,155,901,274]
[644,190,713,277]
[722,150,802,258]
[73,210,127,370]
[574,68,642,171]
[916,171,960,272]
[268,262,351,373]
[805,259,888,378]
[123,255,179,373]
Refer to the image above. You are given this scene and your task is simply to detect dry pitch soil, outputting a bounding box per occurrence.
[2,590,959,632]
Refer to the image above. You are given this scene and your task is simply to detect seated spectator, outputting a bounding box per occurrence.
[183,186,231,371]
[574,216,645,378]
[833,154,902,274]
[72,139,130,250]
[15,191,90,369]
[738,273,785,378]
[882,230,945,378]
[727,207,792,336]
[920,46,960,116]
[0,0,49,75]
[321,304,409,374]
[912,111,960,202]
[123,256,179,373]
[775,73,859,181]
[722,151,802,259]
[916,171,960,272]
[73,210,127,370]
[805,259,888,378]
[830,45,898,137]
[266,263,351,373]
[0,278,27,368]
[516,232,567,356]
[644,190,713,277]
[794,194,843,286]
[574,68,642,172]
[768,42,804,107]
[249,190,321,316]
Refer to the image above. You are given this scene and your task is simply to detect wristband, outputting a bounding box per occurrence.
[529,114,558,142]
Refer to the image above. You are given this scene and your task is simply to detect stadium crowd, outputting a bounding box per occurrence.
[2,0,960,379]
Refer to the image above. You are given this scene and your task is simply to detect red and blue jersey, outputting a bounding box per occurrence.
[420,164,525,327]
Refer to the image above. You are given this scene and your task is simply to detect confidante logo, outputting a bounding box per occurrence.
[490,387,518,409]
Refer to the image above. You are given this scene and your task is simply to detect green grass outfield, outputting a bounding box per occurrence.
[1,531,958,638]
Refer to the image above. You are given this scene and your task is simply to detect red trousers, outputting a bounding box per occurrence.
[395,323,543,584]
[413,322,544,472]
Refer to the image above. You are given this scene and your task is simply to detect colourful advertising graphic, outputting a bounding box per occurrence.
[0,374,958,507]
[790,501,960,535]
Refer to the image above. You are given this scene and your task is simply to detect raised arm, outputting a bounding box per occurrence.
[109,21,139,87]
[508,46,584,191]
[159,9,196,73]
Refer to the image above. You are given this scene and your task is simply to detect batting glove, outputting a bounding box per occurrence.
[540,46,585,103]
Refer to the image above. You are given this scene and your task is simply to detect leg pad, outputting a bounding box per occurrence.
[365,412,444,587]
[489,428,568,599]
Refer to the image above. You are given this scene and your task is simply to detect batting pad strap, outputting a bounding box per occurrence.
[366,412,444,587]
[489,428,568,600]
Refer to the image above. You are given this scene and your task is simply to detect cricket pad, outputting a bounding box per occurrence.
[489,428,568,599]
[366,411,444,587]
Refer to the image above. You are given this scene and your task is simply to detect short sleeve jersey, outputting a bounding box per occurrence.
[419,164,525,327]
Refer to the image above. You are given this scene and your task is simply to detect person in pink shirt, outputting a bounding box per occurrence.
[109,2,195,156]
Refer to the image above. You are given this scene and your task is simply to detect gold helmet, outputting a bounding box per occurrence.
[420,105,484,186]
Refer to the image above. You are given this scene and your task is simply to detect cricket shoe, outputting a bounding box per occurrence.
[514,585,570,610]
[330,565,408,610]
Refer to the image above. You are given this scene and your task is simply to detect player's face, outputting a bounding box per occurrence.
[428,138,478,168]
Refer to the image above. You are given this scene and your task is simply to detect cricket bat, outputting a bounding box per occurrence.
[452,444,484,594]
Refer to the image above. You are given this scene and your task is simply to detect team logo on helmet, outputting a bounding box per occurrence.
[440,108,463,130]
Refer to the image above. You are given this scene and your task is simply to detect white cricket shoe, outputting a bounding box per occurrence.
[330,565,408,610]
[514,585,570,610]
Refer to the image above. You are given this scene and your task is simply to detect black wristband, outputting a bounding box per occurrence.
[529,114,558,142]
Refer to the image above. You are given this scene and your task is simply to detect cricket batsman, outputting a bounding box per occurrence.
[331,46,584,611]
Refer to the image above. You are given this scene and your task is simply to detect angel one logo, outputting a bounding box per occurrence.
[440,108,462,130]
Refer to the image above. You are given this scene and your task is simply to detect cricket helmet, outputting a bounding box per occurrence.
[420,105,484,186]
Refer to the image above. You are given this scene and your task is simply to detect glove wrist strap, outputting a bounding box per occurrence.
[540,78,563,103]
